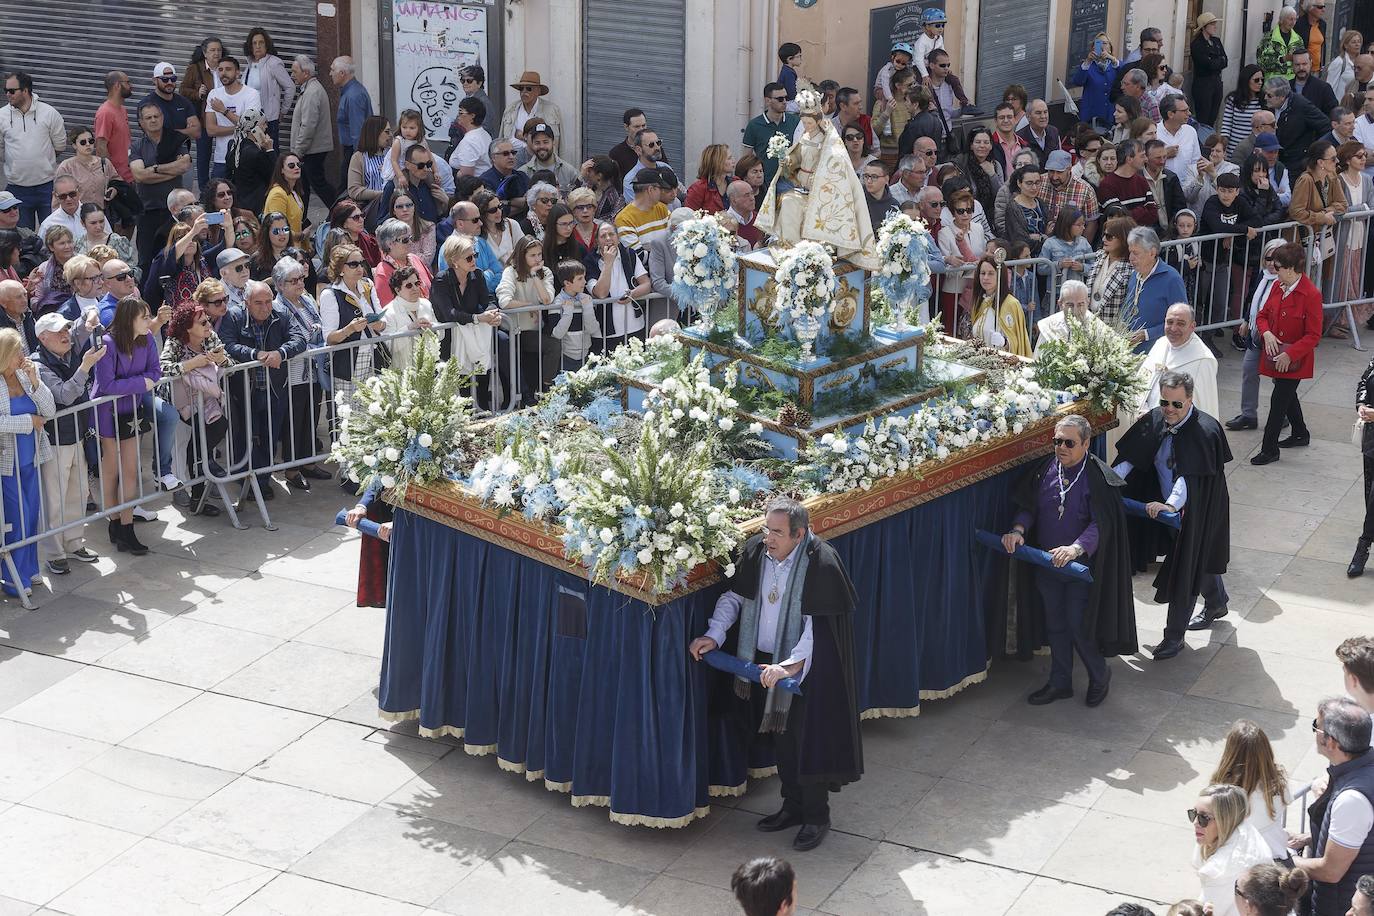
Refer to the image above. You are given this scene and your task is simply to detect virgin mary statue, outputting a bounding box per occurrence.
[755,90,877,268]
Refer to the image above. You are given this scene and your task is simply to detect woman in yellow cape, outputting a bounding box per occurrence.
[755,90,877,268]
[970,253,1032,356]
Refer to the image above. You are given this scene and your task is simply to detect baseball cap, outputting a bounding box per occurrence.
[34,313,73,335]
[1254,132,1280,152]
[0,191,18,212]
[528,122,555,141]
[632,168,663,189]
[1045,150,1073,171]
[152,62,177,80]
[216,247,249,270]
[1216,172,1242,189]
[653,166,679,189]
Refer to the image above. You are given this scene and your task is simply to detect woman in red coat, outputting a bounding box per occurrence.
[683,144,733,214]
[1252,241,1322,466]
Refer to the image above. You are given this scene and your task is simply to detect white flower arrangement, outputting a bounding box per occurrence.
[330,334,479,497]
[873,211,936,317]
[1033,317,1147,412]
[766,132,792,161]
[553,334,686,405]
[800,367,1068,494]
[468,439,575,523]
[642,355,773,460]
[558,409,755,594]
[671,214,737,314]
[772,240,836,324]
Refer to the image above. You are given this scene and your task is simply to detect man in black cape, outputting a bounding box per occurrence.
[1114,369,1232,660]
[1001,414,1137,708]
[690,496,863,852]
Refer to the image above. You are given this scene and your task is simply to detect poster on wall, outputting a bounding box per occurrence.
[391,1,488,140]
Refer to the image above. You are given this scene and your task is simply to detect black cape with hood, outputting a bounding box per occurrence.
[1004,454,1139,659]
[1115,407,1232,605]
[716,532,864,788]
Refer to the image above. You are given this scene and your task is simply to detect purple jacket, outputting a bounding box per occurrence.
[90,333,160,438]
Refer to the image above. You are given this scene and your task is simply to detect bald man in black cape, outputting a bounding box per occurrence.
[690,496,863,852]
[1115,369,1232,661]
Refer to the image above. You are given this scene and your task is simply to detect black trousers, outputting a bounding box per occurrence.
[1362,456,1374,542]
[1164,573,1229,642]
[1192,76,1223,128]
[750,652,830,825]
[135,207,171,275]
[182,412,228,503]
[300,151,338,215]
[1261,377,1308,454]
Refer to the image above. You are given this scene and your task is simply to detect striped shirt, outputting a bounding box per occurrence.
[1218,97,1263,159]
[614,201,670,255]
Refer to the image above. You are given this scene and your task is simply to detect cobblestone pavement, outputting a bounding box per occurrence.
[0,334,1369,915]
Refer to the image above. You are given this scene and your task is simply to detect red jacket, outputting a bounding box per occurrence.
[683,179,726,214]
[1256,273,1322,379]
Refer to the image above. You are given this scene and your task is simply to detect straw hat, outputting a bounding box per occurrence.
[510,71,549,95]
[1195,12,1221,32]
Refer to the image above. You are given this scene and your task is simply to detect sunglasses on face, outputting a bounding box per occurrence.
[394,201,414,210]
[56,191,79,201]
[460,77,478,85]
[284,161,300,169]
[461,253,476,262]
[494,150,516,157]
[76,137,94,146]
[1187,809,1214,827]
[344,259,366,268]
[401,280,419,289]
[1052,437,1080,448]
[154,77,176,84]
[205,297,229,306]
[412,160,434,170]
[769,95,788,103]
[537,197,557,205]
[271,227,290,236]
[953,207,973,214]
[1160,398,1186,409]
[3,87,20,95]
[347,212,363,220]
[485,206,503,215]
[844,133,863,142]
[106,270,134,282]
[228,263,249,273]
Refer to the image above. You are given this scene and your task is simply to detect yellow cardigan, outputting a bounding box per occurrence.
[263,184,305,234]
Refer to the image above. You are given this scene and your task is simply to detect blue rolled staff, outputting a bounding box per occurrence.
[702,649,803,696]
[974,528,1094,583]
[1123,497,1182,529]
[335,508,387,540]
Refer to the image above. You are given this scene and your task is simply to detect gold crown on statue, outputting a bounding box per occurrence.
[796,89,824,116]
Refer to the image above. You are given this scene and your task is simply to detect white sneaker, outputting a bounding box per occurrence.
[132,505,157,521]
[157,474,183,492]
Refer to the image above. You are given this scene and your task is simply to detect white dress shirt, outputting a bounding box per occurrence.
[705,541,815,681]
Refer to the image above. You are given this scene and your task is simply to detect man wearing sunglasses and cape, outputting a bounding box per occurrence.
[1114,369,1233,660]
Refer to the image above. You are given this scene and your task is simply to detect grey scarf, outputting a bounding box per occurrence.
[733,535,810,733]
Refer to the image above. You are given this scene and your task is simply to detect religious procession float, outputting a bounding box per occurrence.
[332,90,1149,828]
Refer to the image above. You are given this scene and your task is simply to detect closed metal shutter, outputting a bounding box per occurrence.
[582,0,685,165]
[0,1,316,152]
[973,0,1051,108]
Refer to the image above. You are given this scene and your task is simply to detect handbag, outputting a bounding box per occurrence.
[114,401,151,441]
[1354,418,1365,448]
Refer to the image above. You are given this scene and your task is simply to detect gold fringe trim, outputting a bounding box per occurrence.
[464,742,497,756]
[855,666,992,720]
[417,723,466,739]
[571,794,611,809]
[860,706,920,720]
[378,708,420,723]
[918,666,989,701]
[747,766,778,779]
[608,806,711,829]
[544,779,572,793]
[709,782,747,798]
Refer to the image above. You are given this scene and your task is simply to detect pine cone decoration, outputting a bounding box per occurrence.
[777,403,812,428]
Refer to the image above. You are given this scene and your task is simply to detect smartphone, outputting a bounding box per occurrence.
[205,212,224,225]
[1093,39,1104,56]
[365,313,384,323]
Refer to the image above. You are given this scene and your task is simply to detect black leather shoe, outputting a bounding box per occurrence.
[1150,638,1186,660]
[1027,683,1074,705]
[1349,539,1371,578]
[1250,451,1280,466]
[301,465,332,480]
[1231,333,1247,352]
[756,809,804,833]
[1187,606,1229,630]
[1225,415,1258,430]
[792,823,829,851]
[1085,670,1111,707]
[1277,434,1310,449]
[286,475,311,492]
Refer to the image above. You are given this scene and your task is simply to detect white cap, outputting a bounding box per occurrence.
[34,313,73,335]
[152,62,177,80]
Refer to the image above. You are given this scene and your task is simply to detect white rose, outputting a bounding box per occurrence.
[368,402,384,416]
[749,422,764,434]
[724,562,736,578]
[417,432,433,448]
[637,548,654,565]
[707,511,721,526]
[384,447,401,462]
[599,528,615,545]
[830,439,848,454]
[675,545,692,560]
[693,243,709,258]
[363,454,378,467]
[728,487,741,503]
[580,539,594,555]
[600,468,618,483]
[670,502,685,518]
[718,417,733,431]
[381,474,397,488]
[337,404,352,418]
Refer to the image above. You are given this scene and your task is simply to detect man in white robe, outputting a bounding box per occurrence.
[1034,279,1110,353]
[1138,303,1219,419]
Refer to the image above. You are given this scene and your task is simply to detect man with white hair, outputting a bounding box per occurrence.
[1034,280,1108,352]
[1124,226,1188,351]
[725,180,762,249]
[1138,303,1218,419]
[290,55,335,210]
[331,56,373,191]
[218,279,308,502]
[1258,7,1305,82]
[37,176,85,241]
[649,208,696,317]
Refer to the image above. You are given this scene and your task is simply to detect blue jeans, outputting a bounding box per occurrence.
[141,391,177,478]
[6,181,52,231]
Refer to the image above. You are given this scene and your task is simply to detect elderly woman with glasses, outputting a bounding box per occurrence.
[56,255,106,326]
[161,301,232,516]
[566,187,601,251]
[431,233,508,408]
[373,217,432,307]
[519,182,560,239]
[319,243,386,411]
[25,225,76,313]
[271,256,330,490]
[381,264,438,370]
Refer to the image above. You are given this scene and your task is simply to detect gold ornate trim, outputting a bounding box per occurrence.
[709,782,748,798]
[859,706,921,720]
[747,766,779,779]
[609,806,712,829]
[378,708,420,724]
